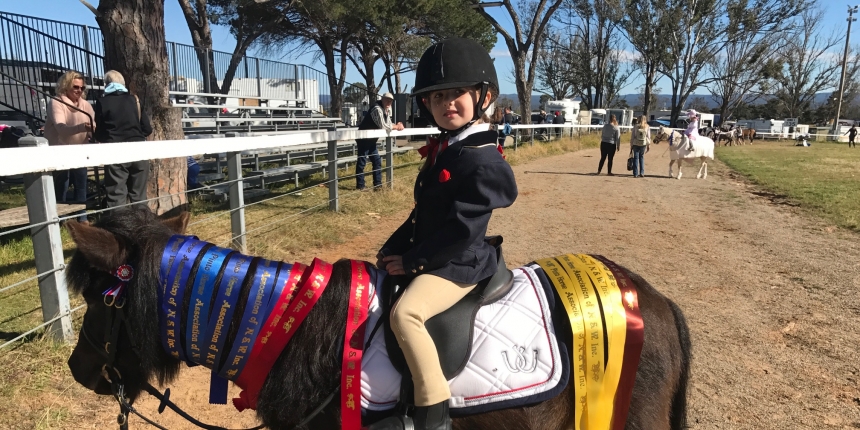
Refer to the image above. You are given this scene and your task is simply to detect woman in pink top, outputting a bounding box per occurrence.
[44,71,95,215]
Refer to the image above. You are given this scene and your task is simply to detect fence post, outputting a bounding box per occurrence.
[81,25,93,87]
[255,58,262,98]
[226,133,247,253]
[203,48,212,94]
[327,127,339,211]
[20,136,74,342]
[170,42,179,91]
[385,136,394,189]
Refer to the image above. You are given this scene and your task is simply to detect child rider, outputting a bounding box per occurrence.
[372,38,518,430]
[683,109,700,151]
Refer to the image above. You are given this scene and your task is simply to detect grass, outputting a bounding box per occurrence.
[0,133,595,429]
[715,139,860,231]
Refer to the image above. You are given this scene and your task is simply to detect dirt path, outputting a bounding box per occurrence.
[87,145,860,429]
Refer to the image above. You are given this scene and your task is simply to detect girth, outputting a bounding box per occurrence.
[382,236,514,379]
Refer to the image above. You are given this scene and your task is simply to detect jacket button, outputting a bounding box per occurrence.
[411,269,417,274]
[419,181,423,186]
[409,238,413,243]
[418,265,424,270]
[411,219,416,224]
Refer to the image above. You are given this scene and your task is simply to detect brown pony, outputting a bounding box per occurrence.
[740,128,756,144]
[64,207,691,430]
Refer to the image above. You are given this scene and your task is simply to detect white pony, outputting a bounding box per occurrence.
[667,128,714,179]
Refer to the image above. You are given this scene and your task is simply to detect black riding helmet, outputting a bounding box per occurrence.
[412,38,499,132]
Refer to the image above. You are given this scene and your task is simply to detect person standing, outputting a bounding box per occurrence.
[552,110,565,138]
[355,92,404,190]
[630,115,651,178]
[44,70,95,218]
[596,114,621,175]
[844,124,857,148]
[94,70,152,208]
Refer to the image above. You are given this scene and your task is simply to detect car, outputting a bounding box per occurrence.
[591,118,605,126]
[647,119,671,128]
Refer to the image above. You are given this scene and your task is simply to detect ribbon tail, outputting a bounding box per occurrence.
[232,390,254,412]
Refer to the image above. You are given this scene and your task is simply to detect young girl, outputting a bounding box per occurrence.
[373,38,518,430]
[683,109,700,151]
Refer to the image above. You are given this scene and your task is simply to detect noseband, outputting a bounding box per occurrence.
[80,265,336,430]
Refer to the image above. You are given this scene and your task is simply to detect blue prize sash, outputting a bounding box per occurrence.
[184,245,234,365]
[219,258,279,381]
[160,236,207,362]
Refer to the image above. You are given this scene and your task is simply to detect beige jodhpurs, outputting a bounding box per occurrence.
[390,274,477,406]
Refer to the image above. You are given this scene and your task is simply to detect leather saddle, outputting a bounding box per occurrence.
[381,236,515,380]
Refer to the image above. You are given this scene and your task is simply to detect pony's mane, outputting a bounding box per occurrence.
[67,208,356,428]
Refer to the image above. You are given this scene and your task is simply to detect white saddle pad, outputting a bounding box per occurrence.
[361,266,564,411]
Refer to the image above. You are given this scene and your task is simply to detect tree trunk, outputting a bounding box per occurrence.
[96,0,186,216]
[512,54,532,124]
[642,64,655,118]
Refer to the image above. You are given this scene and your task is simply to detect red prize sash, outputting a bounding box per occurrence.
[592,255,644,430]
[233,259,332,411]
[341,261,371,429]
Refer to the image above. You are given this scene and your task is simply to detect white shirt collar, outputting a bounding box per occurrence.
[448,122,491,145]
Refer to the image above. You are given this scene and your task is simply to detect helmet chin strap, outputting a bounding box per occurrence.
[442,83,491,137]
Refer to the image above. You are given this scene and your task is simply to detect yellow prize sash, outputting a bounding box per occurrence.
[535,257,587,429]
[570,254,627,430]
[536,254,629,430]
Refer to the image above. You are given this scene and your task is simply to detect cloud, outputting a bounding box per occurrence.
[491,49,511,58]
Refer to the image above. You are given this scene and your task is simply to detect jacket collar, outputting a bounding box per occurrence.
[425,129,499,175]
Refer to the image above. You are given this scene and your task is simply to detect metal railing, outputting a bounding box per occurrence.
[0,11,372,124]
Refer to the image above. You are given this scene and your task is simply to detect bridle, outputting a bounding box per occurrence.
[80,274,339,430]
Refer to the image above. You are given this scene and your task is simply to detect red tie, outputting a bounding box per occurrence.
[418,136,449,167]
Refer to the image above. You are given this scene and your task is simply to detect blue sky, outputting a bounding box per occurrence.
[1,1,854,96]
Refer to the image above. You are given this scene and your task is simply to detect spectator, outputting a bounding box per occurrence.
[596,114,621,175]
[503,106,518,125]
[94,70,153,208]
[187,156,203,189]
[355,92,404,190]
[630,115,651,178]
[844,124,857,148]
[552,110,565,138]
[492,107,507,147]
[538,109,547,124]
[44,70,95,221]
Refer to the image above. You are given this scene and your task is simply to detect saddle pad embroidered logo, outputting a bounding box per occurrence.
[360,266,564,410]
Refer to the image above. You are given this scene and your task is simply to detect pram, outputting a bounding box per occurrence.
[794,132,812,147]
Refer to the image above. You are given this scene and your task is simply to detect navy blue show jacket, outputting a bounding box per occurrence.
[379,129,518,284]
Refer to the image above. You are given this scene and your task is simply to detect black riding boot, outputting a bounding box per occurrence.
[414,400,452,430]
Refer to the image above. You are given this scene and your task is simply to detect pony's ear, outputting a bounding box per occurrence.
[66,220,129,273]
[161,212,190,234]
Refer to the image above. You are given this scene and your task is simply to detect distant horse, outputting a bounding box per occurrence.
[667,130,715,179]
[64,208,692,430]
[740,128,756,144]
[714,127,739,146]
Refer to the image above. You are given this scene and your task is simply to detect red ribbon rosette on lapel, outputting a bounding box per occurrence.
[439,169,451,183]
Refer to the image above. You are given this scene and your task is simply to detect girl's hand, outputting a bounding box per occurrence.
[382,255,405,275]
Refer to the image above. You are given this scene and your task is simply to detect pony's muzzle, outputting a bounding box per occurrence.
[68,342,113,395]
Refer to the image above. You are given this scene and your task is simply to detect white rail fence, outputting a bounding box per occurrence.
[0,123,609,350]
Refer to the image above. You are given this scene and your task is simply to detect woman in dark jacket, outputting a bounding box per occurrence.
[596,114,620,175]
[94,70,153,208]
